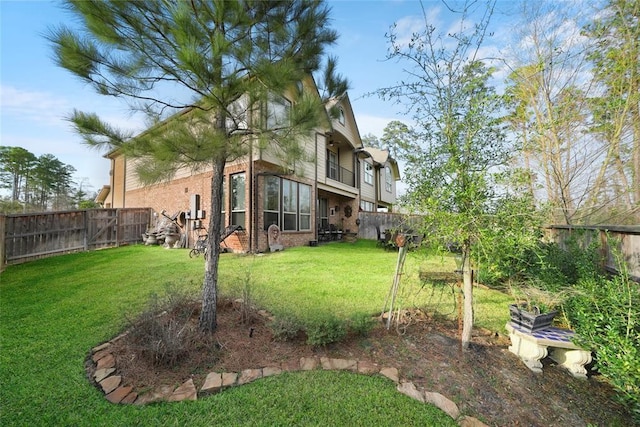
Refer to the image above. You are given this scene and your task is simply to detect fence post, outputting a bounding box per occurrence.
[0,215,5,272]
[83,210,89,251]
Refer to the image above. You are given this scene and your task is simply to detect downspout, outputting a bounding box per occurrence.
[249,143,255,253]
[122,157,126,208]
[375,165,381,211]
[314,132,319,242]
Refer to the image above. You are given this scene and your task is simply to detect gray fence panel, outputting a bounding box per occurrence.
[1,208,152,266]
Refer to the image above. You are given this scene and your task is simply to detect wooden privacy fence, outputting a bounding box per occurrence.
[358,213,639,281]
[357,211,423,241]
[545,225,640,282]
[1,208,152,267]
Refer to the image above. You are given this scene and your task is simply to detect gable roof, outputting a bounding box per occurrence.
[354,146,401,180]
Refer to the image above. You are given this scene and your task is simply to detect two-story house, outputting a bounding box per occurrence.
[96,78,400,253]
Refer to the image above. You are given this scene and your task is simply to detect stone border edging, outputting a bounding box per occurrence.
[87,337,488,426]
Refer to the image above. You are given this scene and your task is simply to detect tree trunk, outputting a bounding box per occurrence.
[461,244,474,350]
[199,154,226,332]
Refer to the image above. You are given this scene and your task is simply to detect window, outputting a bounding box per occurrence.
[360,200,375,212]
[299,184,311,230]
[282,180,298,231]
[338,108,345,125]
[327,150,338,180]
[226,95,248,132]
[385,166,393,192]
[231,173,246,227]
[364,162,373,185]
[264,175,280,230]
[263,177,312,232]
[266,94,291,129]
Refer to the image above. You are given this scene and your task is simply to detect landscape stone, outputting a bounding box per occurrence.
[91,342,111,353]
[238,368,262,385]
[397,381,425,403]
[222,372,238,387]
[201,372,222,393]
[106,386,133,404]
[299,357,319,370]
[424,391,460,420]
[458,416,490,427]
[137,385,174,404]
[93,367,115,383]
[357,360,379,374]
[96,353,116,370]
[120,391,138,405]
[280,360,300,371]
[99,375,121,394]
[262,366,282,377]
[168,379,197,402]
[91,349,111,363]
[320,357,357,371]
[379,367,399,383]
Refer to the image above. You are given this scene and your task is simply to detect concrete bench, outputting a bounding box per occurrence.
[505,322,592,379]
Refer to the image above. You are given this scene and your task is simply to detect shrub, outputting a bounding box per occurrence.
[347,312,376,337]
[477,229,603,293]
[304,314,347,347]
[269,315,303,342]
[565,259,640,421]
[125,285,207,367]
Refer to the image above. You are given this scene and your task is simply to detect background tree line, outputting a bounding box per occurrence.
[0,146,98,214]
[368,0,638,227]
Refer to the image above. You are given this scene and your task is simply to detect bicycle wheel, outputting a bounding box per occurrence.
[189,248,200,258]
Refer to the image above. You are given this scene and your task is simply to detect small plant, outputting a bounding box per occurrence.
[237,270,257,324]
[507,281,570,314]
[269,315,303,342]
[124,285,210,367]
[347,312,376,337]
[304,313,347,347]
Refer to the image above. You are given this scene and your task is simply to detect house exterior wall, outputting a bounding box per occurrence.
[359,159,376,202]
[379,163,397,205]
[102,91,399,251]
[107,155,127,208]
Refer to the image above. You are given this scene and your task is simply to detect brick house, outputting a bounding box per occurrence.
[96,79,400,253]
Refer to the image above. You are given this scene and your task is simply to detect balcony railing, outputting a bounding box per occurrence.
[328,165,354,187]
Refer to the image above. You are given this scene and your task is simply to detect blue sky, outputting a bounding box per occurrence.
[0,0,519,195]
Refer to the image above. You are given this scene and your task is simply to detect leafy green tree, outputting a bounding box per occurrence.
[0,146,37,203]
[361,120,411,161]
[29,154,76,211]
[378,0,521,349]
[48,0,347,332]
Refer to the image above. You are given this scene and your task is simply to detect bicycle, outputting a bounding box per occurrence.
[189,232,209,258]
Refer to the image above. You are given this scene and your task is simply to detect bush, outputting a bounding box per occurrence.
[565,262,640,421]
[125,285,208,367]
[304,314,347,347]
[269,315,303,342]
[477,229,603,293]
[347,312,376,337]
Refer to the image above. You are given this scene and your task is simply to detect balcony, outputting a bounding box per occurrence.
[327,165,354,187]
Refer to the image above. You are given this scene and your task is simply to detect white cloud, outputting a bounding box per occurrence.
[392,6,442,48]
[0,84,70,127]
[355,113,408,138]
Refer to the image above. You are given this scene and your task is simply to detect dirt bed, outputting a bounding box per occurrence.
[109,301,636,426]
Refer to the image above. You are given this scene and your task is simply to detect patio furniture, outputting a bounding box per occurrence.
[506,322,592,378]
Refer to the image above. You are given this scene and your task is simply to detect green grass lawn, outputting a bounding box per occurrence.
[0,240,510,426]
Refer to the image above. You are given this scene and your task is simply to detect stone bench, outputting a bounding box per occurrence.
[505,322,592,379]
